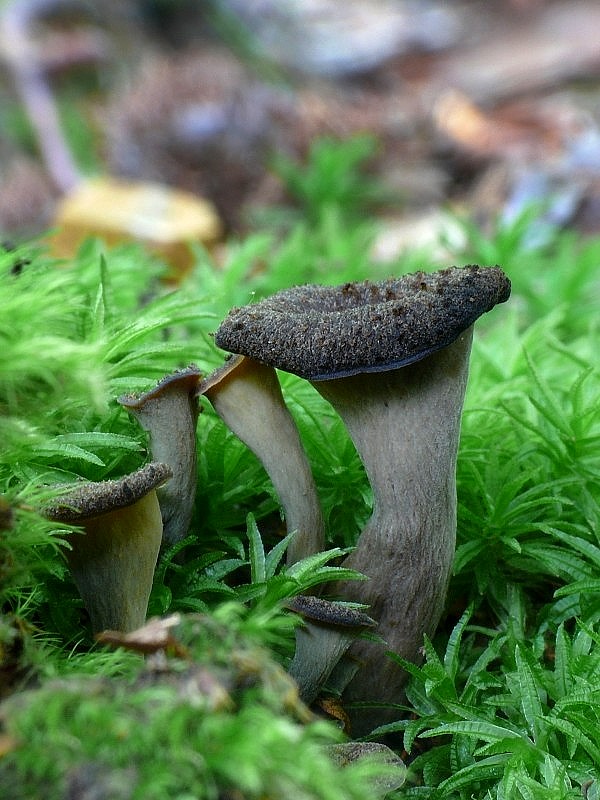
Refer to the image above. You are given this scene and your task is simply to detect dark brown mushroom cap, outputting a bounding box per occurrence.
[196,353,247,397]
[45,462,173,523]
[286,595,376,629]
[119,365,202,409]
[215,266,511,380]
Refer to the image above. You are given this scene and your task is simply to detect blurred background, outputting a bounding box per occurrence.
[1,0,600,261]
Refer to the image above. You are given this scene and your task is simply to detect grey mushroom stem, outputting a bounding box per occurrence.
[314,329,472,732]
[45,462,172,633]
[198,355,325,564]
[119,367,201,544]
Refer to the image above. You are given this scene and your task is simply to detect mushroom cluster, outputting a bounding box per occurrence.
[214,265,511,732]
[46,365,204,638]
[44,264,510,737]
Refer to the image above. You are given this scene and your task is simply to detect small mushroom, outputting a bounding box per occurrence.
[45,462,172,633]
[286,594,376,706]
[198,354,325,565]
[327,742,406,796]
[119,367,201,544]
[215,266,511,731]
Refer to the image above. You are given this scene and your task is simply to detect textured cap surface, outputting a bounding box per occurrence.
[286,595,376,629]
[215,266,511,379]
[119,365,201,409]
[45,462,173,522]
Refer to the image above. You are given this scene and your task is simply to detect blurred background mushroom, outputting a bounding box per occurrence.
[0,0,223,276]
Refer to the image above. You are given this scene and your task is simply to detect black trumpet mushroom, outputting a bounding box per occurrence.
[45,462,172,633]
[198,354,325,565]
[119,367,201,545]
[215,265,511,732]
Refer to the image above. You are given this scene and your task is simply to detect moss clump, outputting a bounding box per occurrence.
[0,611,395,800]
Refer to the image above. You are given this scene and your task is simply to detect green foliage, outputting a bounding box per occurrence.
[149,511,364,660]
[451,209,600,336]
[0,239,213,485]
[454,313,600,611]
[3,133,600,797]
[375,603,600,799]
[189,208,388,320]
[0,239,215,642]
[271,135,384,224]
[376,205,600,797]
[0,610,388,800]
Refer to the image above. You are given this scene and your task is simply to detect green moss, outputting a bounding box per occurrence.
[2,135,600,798]
[0,612,390,800]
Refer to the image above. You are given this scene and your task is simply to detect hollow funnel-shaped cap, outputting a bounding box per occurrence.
[45,462,173,523]
[215,266,511,379]
[119,367,201,544]
[45,463,172,632]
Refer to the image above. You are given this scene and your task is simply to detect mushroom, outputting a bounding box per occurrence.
[119,367,201,544]
[327,742,406,796]
[214,266,511,731]
[285,594,376,705]
[45,462,172,633]
[197,354,325,565]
